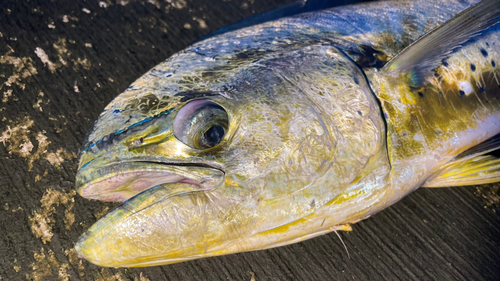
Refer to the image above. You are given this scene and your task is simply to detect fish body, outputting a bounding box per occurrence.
[75,0,500,267]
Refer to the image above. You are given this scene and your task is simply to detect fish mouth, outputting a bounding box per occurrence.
[76,160,226,202]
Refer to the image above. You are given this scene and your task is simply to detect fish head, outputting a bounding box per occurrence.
[75,40,388,267]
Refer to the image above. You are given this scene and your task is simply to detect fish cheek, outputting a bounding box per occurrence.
[260,121,337,199]
[222,94,338,199]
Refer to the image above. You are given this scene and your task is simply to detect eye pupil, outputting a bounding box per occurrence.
[202,125,225,148]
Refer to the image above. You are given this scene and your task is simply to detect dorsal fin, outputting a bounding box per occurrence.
[382,0,500,86]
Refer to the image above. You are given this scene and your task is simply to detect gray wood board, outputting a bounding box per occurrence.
[0,0,499,280]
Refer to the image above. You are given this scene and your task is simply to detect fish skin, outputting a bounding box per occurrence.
[75,0,500,267]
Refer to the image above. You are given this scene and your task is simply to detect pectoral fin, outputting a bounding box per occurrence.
[382,0,500,87]
[423,155,500,188]
[456,134,500,160]
[334,224,353,232]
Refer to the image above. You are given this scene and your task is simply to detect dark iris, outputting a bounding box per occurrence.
[201,125,225,148]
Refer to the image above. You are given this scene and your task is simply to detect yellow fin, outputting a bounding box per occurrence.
[423,155,500,188]
[333,224,352,232]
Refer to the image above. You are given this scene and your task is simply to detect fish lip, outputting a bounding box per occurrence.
[76,159,225,202]
[80,155,226,173]
[130,159,226,174]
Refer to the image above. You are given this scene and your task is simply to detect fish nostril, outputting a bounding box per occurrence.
[132,137,145,147]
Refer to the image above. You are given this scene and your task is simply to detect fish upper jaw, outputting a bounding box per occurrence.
[76,159,225,202]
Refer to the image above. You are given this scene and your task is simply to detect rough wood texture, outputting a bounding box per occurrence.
[0,0,499,280]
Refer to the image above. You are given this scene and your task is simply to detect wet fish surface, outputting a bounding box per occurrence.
[75,0,500,267]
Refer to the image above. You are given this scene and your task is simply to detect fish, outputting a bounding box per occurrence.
[75,0,500,267]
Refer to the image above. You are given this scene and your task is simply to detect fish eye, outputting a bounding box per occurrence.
[173,99,228,149]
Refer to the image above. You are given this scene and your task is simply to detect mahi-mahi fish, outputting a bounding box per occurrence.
[75,0,500,267]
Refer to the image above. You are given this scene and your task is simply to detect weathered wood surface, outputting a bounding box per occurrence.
[0,0,499,280]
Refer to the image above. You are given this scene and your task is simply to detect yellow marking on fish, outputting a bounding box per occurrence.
[330,189,367,205]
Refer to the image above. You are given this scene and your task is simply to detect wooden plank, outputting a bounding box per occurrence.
[0,0,498,280]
